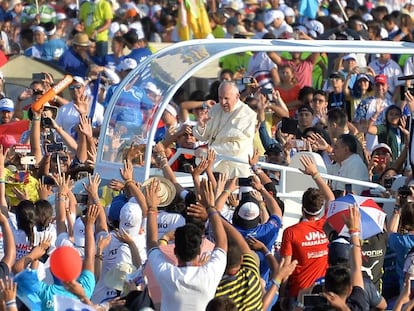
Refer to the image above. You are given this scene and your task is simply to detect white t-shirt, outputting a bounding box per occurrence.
[55,101,105,138]
[148,247,227,311]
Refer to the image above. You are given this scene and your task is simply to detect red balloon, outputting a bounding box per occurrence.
[50,246,82,282]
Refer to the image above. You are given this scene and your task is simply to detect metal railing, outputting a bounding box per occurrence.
[168,148,395,205]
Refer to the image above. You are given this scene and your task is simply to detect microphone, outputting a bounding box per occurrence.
[398,75,414,81]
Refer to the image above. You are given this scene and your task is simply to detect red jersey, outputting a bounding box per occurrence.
[280,217,329,297]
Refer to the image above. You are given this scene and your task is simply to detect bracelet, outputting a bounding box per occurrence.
[95,254,103,260]
[348,228,360,234]
[124,179,135,186]
[56,197,67,202]
[264,250,272,257]
[32,116,41,121]
[272,278,281,289]
[223,189,231,194]
[208,210,218,218]
[370,116,377,122]
[148,210,158,215]
[312,173,320,180]
[251,164,259,172]
[350,232,360,237]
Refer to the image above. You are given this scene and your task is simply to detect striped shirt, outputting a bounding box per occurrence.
[215,253,263,311]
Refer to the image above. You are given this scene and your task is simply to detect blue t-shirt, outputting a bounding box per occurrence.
[388,233,414,287]
[42,38,67,61]
[127,48,152,64]
[235,215,282,282]
[37,270,95,311]
[101,54,125,68]
[58,48,90,77]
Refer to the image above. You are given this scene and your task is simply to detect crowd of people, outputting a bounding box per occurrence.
[0,0,414,310]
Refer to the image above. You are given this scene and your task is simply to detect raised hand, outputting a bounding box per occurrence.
[82,174,101,198]
[144,179,161,210]
[86,204,100,225]
[248,149,260,167]
[299,155,318,176]
[199,179,215,208]
[120,160,134,182]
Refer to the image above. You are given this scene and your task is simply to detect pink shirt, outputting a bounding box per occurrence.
[280,59,314,88]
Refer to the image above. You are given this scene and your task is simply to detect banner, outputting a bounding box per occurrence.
[54,295,95,311]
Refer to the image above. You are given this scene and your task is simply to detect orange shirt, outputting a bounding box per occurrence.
[280,217,329,297]
[276,84,302,117]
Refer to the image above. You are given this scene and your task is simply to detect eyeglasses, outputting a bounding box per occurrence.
[69,85,82,90]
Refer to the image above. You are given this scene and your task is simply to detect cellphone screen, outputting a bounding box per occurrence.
[281,118,298,135]
[303,294,327,307]
[345,184,352,194]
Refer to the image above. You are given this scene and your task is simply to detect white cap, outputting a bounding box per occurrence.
[72,76,86,86]
[342,53,357,61]
[283,6,295,17]
[164,103,177,117]
[144,81,161,96]
[116,58,138,72]
[237,202,260,220]
[264,10,285,25]
[0,98,14,112]
[119,201,142,235]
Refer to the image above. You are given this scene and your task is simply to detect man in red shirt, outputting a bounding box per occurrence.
[279,155,335,304]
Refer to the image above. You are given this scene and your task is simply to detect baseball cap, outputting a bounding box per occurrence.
[342,53,357,61]
[119,201,143,235]
[234,201,260,229]
[374,74,387,85]
[0,98,14,112]
[116,58,138,72]
[108,194,128,222]
[73,217,85,247]
[371,143,392,156]
[0,135,16,148]
[297,104,314,115]
[72,76,86,86]
[328,237,350,265]
[329,71,345,80]
[164,103,177,117]
[357,73,371,82]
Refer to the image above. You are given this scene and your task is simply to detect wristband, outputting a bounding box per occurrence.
[208,210,218,218]
[95,254,103,260]
[264,250,272,257]
[32,116,41,121]
[148,210,158,216]
[312,173,320,180]
[124,179,135,186]
[350,232,360,237]
[223,189,231,194]
[251,164,259,172]
[348,228,360,234]
[370,116,377,122]
[5,300,16,306]
[272,278,281,289]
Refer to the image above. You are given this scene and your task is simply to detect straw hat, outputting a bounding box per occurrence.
[72,33,90,47]
[142,176,176,207]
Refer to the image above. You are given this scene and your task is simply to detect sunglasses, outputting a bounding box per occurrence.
[32,89,44,95]
[69,85,82,90]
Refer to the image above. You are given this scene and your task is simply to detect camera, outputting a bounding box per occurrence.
[398,185,411,197]
[242,77,254,84]
[20,156,36,165]
[45,142,64,153]
[400,85,414,100]
[303,294,328,308]
[41,117,53,128]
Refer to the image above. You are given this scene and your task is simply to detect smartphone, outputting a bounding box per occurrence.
[242,77,254,84]
[238,177,252,187]
[292,139,304,149]
[383,177,395,189]
[45,142,64,153]
[260,88,273,95]
[281,118,298,135]
[74,193,88,204]
[303,294,328,307]
[32,73,46,81]
[77,171,89,180]
[410,277,414,299]
[20,156,36,165]
[345,183,352,194]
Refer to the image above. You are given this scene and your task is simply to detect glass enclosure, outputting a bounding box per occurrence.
[96,39,414,182]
